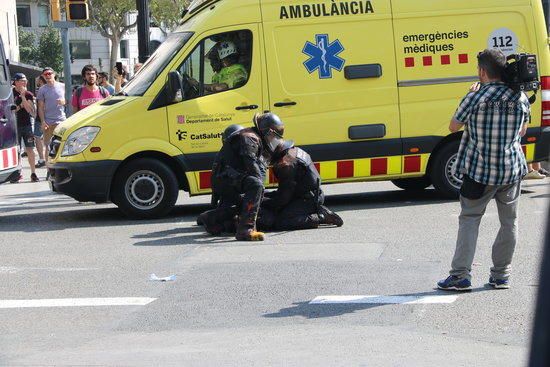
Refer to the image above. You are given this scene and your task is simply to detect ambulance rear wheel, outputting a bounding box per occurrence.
[430,140,461,199]
[391,176,431,191]
[112,158,179,219]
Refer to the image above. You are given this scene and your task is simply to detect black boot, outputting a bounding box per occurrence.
[318,205,343,227]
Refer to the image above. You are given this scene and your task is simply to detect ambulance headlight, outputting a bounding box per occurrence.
[61,126,100,156]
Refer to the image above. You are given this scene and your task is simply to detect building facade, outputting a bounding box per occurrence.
[0,0,20,62]
[15,0,166,83]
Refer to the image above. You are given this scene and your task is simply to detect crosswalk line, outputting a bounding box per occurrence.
[0,196,73,206]
[0,297,157,309]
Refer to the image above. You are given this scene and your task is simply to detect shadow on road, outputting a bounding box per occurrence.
[263,288,492,319]
[323,188,454,212]
[3,184,544,233]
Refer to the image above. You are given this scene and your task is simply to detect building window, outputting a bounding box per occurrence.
[38,6,50,27]
[120,40,129,59]
[16,5,31,27]
[70,40,91,59]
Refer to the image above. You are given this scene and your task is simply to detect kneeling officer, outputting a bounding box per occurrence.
[258,138,343,230]
[200,113,286,241]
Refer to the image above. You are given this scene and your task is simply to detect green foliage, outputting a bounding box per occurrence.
[18,27,37,65]
[36,25,63,72]
[89,0,137,39]
[151,0,190,34]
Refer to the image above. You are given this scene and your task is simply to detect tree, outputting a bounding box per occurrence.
[36,25,63,73]
[150,0,189,37]
[18,27,37,65]
[88,0,137,80]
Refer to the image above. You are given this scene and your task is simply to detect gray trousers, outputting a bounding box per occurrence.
[449,180,521,281]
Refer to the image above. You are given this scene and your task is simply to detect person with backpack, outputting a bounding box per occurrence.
[71,65,109,113]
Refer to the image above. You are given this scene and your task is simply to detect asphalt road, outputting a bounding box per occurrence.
[0,164,548,366]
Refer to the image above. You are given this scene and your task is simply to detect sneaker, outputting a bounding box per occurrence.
[21,151,27,158]
[524,170,545,180]
[319,206,344,227]
[30,173,39,182]
[538,168,550,178]
[437,275,472,291]
[488,277,510,289]
[236,229,265,241]
[35,160,46,168]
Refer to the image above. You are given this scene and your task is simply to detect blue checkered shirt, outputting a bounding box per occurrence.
[454,82,529,185]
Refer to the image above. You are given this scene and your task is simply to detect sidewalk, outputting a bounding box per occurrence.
[10,147,48,184]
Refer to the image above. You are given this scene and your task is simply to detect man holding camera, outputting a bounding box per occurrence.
[438,49,530,291]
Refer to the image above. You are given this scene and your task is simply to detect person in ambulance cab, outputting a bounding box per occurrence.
[190,41,248,94]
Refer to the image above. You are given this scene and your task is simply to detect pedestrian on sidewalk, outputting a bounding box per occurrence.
[97,72,115,95]
[12,73,39,182]
[33,75,47,168]
[437,49,531,291]
[36,67,66,161]
[71,65,109,113]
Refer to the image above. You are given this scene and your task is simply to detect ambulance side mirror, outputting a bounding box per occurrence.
[167,71,183,103]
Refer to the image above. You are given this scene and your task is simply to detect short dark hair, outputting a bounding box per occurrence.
[97,72,108,79]
[477,49,506,79]
[81,64,98,78]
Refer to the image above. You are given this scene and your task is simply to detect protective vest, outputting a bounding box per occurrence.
[272,147,321,207]
[216,64,248,89]
[213,127,267,184]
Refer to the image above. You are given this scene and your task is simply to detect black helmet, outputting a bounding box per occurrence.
[253,113,285,153]
[222,124,244,142]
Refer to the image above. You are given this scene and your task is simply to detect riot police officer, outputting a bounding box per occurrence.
[258,140,343,230]
[199,113,286,241]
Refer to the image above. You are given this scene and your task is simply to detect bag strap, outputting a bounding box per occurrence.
[98,86,107,98]
[75,86,83,110]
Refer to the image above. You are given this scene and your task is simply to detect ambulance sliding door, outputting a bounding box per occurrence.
[261,1,401,181]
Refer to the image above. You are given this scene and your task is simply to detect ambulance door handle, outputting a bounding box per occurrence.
[235,104,258,111]
[274,101,297,107]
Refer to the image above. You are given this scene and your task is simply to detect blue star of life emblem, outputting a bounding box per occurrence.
[302,34,345,79]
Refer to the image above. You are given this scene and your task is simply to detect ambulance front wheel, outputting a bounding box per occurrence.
[430,140,462,199]
[111,158,179,219]
[391,176,431,191]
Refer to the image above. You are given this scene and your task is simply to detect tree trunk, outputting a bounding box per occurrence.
[109,34,120,84]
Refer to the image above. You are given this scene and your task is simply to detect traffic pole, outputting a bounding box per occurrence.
[54,21,75,117]
[136,0,150,64]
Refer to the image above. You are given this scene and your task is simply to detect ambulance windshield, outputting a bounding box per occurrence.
[122,32,193,96]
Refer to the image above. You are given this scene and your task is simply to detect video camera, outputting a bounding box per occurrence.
[503,53,540,92]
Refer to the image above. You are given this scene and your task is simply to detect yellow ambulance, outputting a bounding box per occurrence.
[49,0,550,218]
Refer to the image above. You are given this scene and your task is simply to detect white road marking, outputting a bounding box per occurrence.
[0,266,99,274]
[309,295,458,304]
[0,297,157,309]
[0,196,73,206]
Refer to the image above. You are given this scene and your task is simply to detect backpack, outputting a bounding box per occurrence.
[75,86,108,110]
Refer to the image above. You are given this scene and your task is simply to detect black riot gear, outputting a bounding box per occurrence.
[253,112,285,153]
[200,126,267,241]
[257,146,343,230]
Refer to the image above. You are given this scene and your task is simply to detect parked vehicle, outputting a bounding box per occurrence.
[0,35,20,185]
[48,0,550,218]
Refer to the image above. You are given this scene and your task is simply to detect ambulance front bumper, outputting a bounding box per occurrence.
[49,160,119,203]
